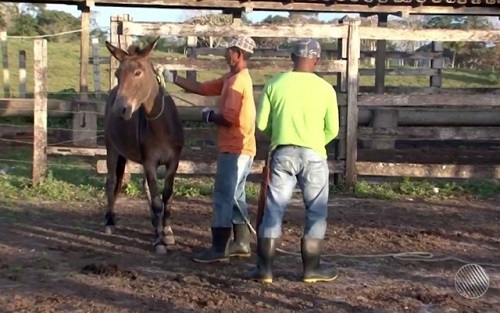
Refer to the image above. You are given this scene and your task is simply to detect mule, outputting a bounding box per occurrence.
[103,37,185,254]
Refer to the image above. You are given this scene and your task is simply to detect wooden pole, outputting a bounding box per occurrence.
[371,13,399,150]
[18,50,26,98]
[79,5,90,100]
[333,17,348,185]
[91,38,101,99]
[72,4,97,147]
[345,19,361,187]
[32,39,48,185]
[1,31,9,98]
[109,16,119,89]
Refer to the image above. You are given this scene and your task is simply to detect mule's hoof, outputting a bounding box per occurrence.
[165,235,176,245]
[104,226,115,235]
[155,245,167,255]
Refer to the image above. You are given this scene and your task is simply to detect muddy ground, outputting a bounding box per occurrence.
[0,195,499,313]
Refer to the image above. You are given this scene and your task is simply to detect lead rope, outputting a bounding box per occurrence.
[233,196,500,267]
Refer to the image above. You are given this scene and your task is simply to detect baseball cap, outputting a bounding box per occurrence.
[227,36,256,54]
[292,38,321,58]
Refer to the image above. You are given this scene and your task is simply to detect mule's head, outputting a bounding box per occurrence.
[105,37,160,121]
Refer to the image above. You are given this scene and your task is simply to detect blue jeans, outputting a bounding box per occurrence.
[258,145,330,240]
[212,153,254,228]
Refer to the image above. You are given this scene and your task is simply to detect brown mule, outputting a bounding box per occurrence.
[103,37,185,254]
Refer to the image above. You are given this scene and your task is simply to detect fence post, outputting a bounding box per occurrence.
[430,41,443,89]
[345,18,361,187]
[186,36,198,81]
[91,38,101,100]
[19,50,26,98]
[1,31,10,98]
[32,39,48,185]
[333,18,348,186]
[370,13,399,150]
[72,5,97,147]
[118,13,133,186]
[109,15,120,89]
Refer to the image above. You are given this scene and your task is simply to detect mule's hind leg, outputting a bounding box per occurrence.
[142,174,152,204]
[163,160,180,245]
[144,164,167,254]
[104,150,127,235]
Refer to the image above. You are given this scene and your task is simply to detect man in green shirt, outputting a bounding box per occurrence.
[246,39,339,284]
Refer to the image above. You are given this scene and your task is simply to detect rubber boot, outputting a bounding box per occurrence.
[228,223,251,258]
[192,227,231,263]
[245,238,276,283]
[301,238,338,283]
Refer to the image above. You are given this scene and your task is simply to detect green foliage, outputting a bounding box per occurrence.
[1,148,499,205]
[351,177,500,201]
[0,148,262,203]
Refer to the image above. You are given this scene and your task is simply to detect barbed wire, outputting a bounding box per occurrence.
[0,123,106,133]
[6,26,111,40]
[0,157,96,170]
[0,135,104,147]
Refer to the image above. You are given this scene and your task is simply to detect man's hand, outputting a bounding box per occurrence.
[163,70,177,84]
[201,107,214,124]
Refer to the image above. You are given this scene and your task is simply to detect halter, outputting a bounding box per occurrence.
[145,67,167,121]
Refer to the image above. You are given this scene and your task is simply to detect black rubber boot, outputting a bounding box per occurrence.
[300,238,337,283]
[245,238,276,283]
[192,227,231,263]
[228,223,251,258]
[301,238,338,283]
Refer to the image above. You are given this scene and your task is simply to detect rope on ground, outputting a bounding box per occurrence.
[234,199,500,268]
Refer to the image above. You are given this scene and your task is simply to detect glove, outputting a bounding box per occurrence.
[163,70,177,83]
[201,107,213,124]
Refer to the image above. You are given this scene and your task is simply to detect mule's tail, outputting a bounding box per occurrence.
[114,155,127,198]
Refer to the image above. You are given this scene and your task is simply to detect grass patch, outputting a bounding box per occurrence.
[1,147,499,205]
[351,177,500,201]
[0,147,262,203]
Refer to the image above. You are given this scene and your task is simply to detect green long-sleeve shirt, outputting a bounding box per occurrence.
[256,71,339,158]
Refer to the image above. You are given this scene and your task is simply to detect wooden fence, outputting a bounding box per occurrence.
[3,16,500,186]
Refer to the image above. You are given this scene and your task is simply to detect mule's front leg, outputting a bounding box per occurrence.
[104,150,127,235]
[144,165,167,254]
[162,161,179,245]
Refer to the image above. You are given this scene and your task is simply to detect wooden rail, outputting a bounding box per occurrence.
[11,16,500,187]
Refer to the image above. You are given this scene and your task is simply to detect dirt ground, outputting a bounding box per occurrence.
[0,195,499,313]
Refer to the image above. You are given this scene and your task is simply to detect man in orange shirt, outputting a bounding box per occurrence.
[165,36,257,263]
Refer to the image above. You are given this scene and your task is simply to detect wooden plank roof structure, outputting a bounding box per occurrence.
[1,0,500,16]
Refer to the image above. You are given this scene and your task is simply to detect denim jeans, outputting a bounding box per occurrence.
[212,153,254,228]
[258,145,330,240]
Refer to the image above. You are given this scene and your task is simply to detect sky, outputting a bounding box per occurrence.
[45,4,348,31]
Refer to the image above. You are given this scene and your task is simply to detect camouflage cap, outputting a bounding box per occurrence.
[292,38,321,59]
[228,36,256,54]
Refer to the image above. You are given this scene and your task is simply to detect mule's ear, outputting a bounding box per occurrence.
[105,41,129,62]
[138,36,161,58]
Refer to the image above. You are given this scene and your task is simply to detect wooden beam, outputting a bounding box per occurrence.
[357,87,500,95]
[91,56,347,73]
[356,161,500,180]
[358,126,500,141]
[360,68,438,76]
[47,146,107,156]
[191,48,446,60]
[122,21,349,38]
[20,0,500,15]
[359,27,500,42]
[96,159,345,175]
[358,94,499,107]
